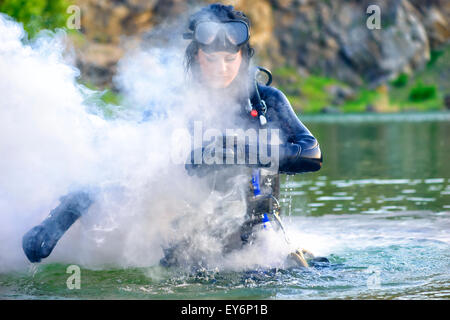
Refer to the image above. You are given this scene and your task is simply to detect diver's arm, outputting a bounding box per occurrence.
[262,86,322,174]
[185,87,322,176]
[184,131,322,176]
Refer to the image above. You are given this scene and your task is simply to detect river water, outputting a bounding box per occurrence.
[1,112,449,299]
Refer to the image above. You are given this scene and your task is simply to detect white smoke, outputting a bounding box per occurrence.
[0,13,293,273]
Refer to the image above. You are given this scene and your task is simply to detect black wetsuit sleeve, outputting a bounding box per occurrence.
[262,86,322,174]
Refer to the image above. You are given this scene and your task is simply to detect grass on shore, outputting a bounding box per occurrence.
[272,44,449,113]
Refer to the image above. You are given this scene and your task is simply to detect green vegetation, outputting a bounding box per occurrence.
[273,66,382,113]
[1,1,125,118]
[388,45,449,112]
[79,81,125,119]
[0,0,72,38]
[273,44,449,113]
[274,67,337,113]
[408,82,437,102]
[427,49,444,67]
[340,88,380,113]
[390,73,409,88]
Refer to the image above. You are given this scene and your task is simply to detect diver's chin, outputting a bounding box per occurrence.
[208,81,230,89]
[212,84,228,90]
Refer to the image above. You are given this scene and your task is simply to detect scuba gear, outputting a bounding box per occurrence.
[255,66,272,86]
[184,66,275,176]
[184,4,251,45]
[177,64,324,267]
[249,67,271,126]
[256,84,323,174]
[22,191,93,263]
[182,64,321,248]
[183,4,254,64]
[21,4,324,268]
[183,20,249,47]
[240,168,281,244]
[247,168,330,268]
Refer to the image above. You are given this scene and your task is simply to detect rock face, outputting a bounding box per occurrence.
[269,0,432,86]
[409,0,450,48]
[72,0,450,88]
[74,0,192,87]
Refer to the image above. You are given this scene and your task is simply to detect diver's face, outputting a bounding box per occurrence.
[197,48,243,89]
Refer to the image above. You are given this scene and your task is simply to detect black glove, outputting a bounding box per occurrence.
[184,136,308,176]
[184,144,237,177]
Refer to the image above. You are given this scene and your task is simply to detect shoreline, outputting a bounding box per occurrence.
[299,110,450,123]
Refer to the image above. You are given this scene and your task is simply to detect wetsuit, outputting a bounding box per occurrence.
[249,83,322,174]
[22,83,322,264]
[234,84,323,246]
[184,83,322,175]
[161,83,323,264]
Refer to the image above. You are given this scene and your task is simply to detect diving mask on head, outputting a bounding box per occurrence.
[183,20,250,53]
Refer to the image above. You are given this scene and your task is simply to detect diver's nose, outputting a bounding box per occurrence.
[218,59,227,74]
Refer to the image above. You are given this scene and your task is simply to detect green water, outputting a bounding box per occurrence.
[1,112,449,299]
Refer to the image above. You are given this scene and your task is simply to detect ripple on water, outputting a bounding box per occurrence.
[280,176,448,217]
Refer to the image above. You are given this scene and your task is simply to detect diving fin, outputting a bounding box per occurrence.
[288,248,310,268]
[288,248,330,268]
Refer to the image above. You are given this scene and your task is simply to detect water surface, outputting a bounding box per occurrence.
[1,112,449,299]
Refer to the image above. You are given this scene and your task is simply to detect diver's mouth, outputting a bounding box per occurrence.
[212,77,230,83]
[211,75,232,83]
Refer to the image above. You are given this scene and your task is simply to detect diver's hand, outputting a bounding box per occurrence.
[184,145,236,177]
[184,137,272,176]
[277,143,302,173]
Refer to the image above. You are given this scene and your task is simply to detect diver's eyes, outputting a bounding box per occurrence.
[225,55,237,62]
[205,55,218,62]
[204,54,237,63]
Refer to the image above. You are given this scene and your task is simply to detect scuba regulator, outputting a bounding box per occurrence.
[248,66,272,127]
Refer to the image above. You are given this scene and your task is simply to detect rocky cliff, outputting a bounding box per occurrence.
[72,0,450,89]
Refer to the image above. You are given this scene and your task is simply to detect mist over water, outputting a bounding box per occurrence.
[1,13,449,300]
[0,14,293,273]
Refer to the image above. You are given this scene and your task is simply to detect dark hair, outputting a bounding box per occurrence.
[184,4,255,81]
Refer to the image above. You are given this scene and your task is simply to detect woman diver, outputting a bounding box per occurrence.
[22,4,324,268]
